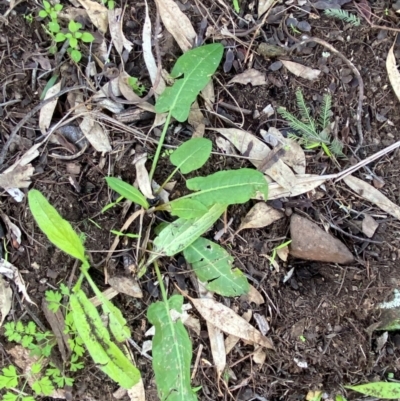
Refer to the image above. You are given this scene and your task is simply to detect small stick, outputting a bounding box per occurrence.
[191,343,203,380]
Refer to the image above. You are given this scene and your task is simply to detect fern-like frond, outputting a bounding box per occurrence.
[295,89,316,131]
[277,107,320,142]
[318,93,332,130]
[329,138,346,158]
[324,8,361,27]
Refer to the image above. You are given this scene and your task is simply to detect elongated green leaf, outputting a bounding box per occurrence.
[105,177,149,209]
[184,238,249,296]
[155,44,224,122]
[147,295,197,401]
[28,190,86,263]
[70,290,140,389]
[170,137,212,174]
[153,203,226,258]
[345,382,400,399]
[186,168,268,206]
[102,300,131,342]
[170,198,208,219]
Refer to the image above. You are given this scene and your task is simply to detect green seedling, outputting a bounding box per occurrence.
[232,0,240,13]
[54,20,94,63]
[101,0,115,9]
[267,240,292,266]
[1,317,77,400]
[28,189,141,389]
[278,89,345,158]
[38,0,63,33]
[110,229,140,239]
[23,13,34,24]
[324,8,361,26]
[128,76,146,96]
[290,24,301,34]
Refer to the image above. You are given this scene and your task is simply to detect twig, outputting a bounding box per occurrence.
[291,37,364,154]
[0,85,88,168]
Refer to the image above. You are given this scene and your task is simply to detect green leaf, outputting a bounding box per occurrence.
[232,0,240,12]
[3,392,18,401]
[70,49,81,63]
[169,198,208,219]
[65,32,72,39]
[70,290,141,388]
[40,75,58,100]
[69,36,78,48]
[147,295,197,401]
[81,32,94,43]
[335,395,348,401]
[39,10,48,18]
[152,203,226,259]
[184,238,249,296]
[105,177,149,209]
[31,362,42,374]
[28,190,86,263]
[345,382,400,399]
[32,376,54,396]
[49,10,57,19]
[42,0,51,10]
[74,31,82,38]
[186,168,268,206]
[54,32,66,42]
[68,20,81,33]
[0,366,18,389]
[155,43,224,122]
[54,3,63,11]
[45,290,62,312]
[48,20,60,32]
[170,137,212,174]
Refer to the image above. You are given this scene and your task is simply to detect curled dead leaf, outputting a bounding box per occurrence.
[237,202,284,233]
[281,59,321,81]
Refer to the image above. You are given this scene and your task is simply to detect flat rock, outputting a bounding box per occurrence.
[289,214,354,264]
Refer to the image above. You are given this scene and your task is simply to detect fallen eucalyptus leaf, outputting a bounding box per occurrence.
[237,202,284,233]
[386,39,400,104]
[228,69,267,86]
[39,81,62,134]
[108,8,133,55]
[281,59,321,80]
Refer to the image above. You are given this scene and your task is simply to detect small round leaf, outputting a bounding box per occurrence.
[54,3,63,11]
[38,10,48,18]
[81,32,94,43]
[70,49,82,63]
[48,21,60,33]
[68,20,81,33]
[54,32,66,42]
[43,0,51,10]
[74,31,82,39]
[69,37,78,48]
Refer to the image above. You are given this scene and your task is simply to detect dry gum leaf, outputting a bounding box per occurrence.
[281,59,321,80]
[228,69,267,86]
[386,39,400,103]
[237,202,284,233]
[108,8,133,55]
[39,81,62,134]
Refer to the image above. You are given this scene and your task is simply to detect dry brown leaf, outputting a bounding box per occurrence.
[108,9,133,55]
[214,128,296,189]
[241,285,264,306]
[237,202,284,233]
[253,345,267,365]
[190,296,274,349]
[0,275,12,326]
[127,378,146,401]
[276,245,290,262]
[154,0,196,52]
[228,69,267,86]
[258,0,277,16]
[281,59,321,80]
[1,213,22,248]
[267,127,306,174]
[256,174,327,200]
[362,214,379,238]
[0,258,34,305]
[75,0,108,33]
[108,276,143,298]
[39,81,61,134]
[134,152,154,199]
[143,0,165,96]
[386,40,400,103]
[0,164,34,189]
[188,101,205,137]
[344,175,400,220]
[224,310,252,354]
[79,116,111,152]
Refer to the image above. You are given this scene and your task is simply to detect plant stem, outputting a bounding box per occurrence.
[149,111,173,182]
[155,165,179,195]
[153,260,169,305]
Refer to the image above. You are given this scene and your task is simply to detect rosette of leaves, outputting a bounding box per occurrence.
[55,20,94,63]
[38,0,63,33]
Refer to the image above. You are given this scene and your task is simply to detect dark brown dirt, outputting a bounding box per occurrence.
[1,1,400,400]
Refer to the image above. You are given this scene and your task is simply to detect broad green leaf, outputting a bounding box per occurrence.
[0,366,18,389]
[170,198,208,219]
[38,10,48,18]
[54,32,66,42]
[186,168,268,206]
[75,31,82,39]
[335,395,348,401]
[70,290,140,388]
[345,382,400,399]
[155,43,224,122]
[43,0,50,10]
[54,3,63,11]
[105,177,149,209]
[102,300,131,342]
[170,137,212,174]
[68,20,81,33]
[69,37,78,48]
[152,203,226,259]
[81,32,94,43]
[28,190,86,263]
[147,295,197,401]
[48,21,60,33]
[184,238,249,296]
